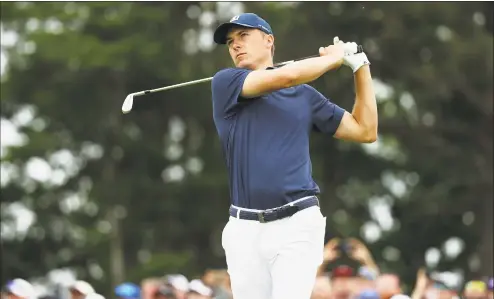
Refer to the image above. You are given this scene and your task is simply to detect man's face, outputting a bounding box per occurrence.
[226,27,273,69]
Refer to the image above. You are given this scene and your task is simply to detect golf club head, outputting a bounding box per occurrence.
[122,93,134,114]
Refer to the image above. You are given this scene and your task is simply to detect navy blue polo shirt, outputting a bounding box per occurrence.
[211,67,345,210]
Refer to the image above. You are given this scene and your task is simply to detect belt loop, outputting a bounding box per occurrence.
[236,208,240,218]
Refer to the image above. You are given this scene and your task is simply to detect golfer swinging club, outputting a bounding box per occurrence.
[211,13,377,299]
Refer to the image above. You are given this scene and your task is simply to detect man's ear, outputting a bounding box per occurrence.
[267,34,274,48]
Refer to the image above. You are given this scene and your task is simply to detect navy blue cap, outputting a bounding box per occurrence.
[214,13,273,44]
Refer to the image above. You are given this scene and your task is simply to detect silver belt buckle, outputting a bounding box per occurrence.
[258,208,277,223]
[258,212,266,223]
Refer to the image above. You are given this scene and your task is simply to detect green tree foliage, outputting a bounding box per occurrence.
[1,1,492,295]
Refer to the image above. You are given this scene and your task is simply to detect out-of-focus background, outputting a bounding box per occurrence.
[1,2,492,299]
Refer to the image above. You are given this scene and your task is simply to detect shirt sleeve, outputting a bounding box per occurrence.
[211,68,252,119]
[306,84,346,136]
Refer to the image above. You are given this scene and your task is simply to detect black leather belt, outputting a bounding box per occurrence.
[229,196,319,223]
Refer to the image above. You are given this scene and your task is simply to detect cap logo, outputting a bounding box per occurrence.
[230,15,240,22]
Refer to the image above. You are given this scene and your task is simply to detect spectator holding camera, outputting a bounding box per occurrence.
[317,238,379,277]
[316,237,381,298]
[346,238,380,275]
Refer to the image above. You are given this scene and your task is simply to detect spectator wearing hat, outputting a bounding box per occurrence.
[463,280,488,299]
[154,285,176,299]
[115,283,140,299]
[69,281,95,299]
[186,280,213,299]
[5,279,36,299]
[164,275,189,299]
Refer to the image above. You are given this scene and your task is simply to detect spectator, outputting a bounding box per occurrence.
[186,280,212,299]
[329,265,355,299]
[164,275,189,299]
[154,285,176,299]
[68,281,95,299]
[346,238,380,275]
[141,278,164,299]
[463,280,487,299]
[5,279,35,299]
[115,283,141,299]
[201,270,231,299]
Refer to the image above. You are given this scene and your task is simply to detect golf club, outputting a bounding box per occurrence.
[121,45,363,114]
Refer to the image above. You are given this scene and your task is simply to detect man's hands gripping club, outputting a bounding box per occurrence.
[337,37,370,73]
[318,37,370,73]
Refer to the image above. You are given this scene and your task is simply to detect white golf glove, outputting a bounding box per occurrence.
[334,36,370,73]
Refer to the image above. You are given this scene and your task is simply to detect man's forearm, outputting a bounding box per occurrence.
[278,55,342,87]
[351,66,378,140]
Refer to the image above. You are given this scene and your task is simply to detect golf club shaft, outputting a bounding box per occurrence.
[133,77,214,97]
[133,46,363,96]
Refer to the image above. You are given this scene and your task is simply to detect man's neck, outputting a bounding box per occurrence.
[254,58,274,70]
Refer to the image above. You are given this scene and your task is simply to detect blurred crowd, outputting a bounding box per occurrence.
[2,238,492,299]
[313,238,493,299]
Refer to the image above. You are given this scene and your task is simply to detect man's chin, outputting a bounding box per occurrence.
[236,60,253,69]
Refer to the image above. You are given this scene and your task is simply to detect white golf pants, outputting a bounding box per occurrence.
[221,204,326,299]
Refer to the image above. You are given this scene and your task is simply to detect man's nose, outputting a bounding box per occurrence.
[232,41,241,51]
